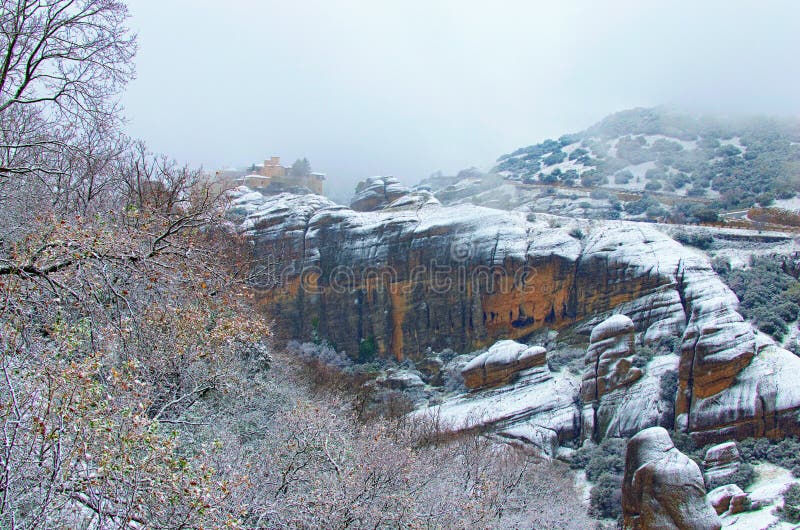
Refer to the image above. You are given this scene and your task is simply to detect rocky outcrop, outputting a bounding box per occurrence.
[706,484,747,516]
[583,315,641,399]
[622,427,721,530]
[703,442,743,490]
[415,356,579,452]
[232,187,800,444]
[349,176,410,211]
[461,340,546,390]
[581,314,645,442]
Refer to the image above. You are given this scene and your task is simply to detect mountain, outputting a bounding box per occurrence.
[229,185,800,446]
[494,107,800,215]
[231,158,800,526]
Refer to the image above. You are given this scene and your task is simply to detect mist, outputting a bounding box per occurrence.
[121,0,800,201]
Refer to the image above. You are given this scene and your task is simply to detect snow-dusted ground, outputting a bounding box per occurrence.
[540,157,589,177]
[773,196,800,212]
[721,463,797,529]
[642,134,698,151]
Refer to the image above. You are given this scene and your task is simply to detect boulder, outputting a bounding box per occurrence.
[706,484,745,515]
[416,355,444,386]
[703,442,743,490]
[350,176,410,211]
[461,340,547,390]
[622,427,721,530]
[376,369,425,391]
[728,491,749,515]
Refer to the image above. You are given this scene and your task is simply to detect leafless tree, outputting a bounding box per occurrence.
[0,0,135,180]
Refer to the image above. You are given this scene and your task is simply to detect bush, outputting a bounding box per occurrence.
[782,483,800,523]
[540,172,559,184]
[543,151,567,166]
[614,170,633,185]
[288,340,353,370]
[632,345,655,369]
[646,204,668,219]
[571,438,626,481]
[624,195,660,215]
[546,346,585,374]
[670,430,701,463]
[691,206,720,223]
[569,227,585,240]
[720,257,800,341]
[738,436,800,477]
[644,180,663,191]
[659,372,679,403]
[562,169,580,183]
[673,231,714,250]
[590,473,623,519]
[359,336,378,362]
[569,147,589,161]
[705,462,755,491]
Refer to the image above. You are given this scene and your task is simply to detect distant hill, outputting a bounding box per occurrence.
[494,107,800,211]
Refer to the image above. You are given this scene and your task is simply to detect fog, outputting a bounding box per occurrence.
[122,0,800,200]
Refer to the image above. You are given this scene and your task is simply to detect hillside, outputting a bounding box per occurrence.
[494,107,800,215]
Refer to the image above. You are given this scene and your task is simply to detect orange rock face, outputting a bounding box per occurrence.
[246,196,669,361]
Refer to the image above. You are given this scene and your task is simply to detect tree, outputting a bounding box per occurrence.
[290,157,311,176]
[0,0,136,179]
[0,2,267,525]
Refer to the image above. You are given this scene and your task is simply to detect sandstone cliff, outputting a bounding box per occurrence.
[231,186,800,445]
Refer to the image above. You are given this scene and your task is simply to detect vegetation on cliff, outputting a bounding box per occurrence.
[714,256,800,342]
[495,107,800,214]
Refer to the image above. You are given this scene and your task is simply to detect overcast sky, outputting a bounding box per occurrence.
[122,0,800,198]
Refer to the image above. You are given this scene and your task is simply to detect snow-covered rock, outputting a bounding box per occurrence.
[581,314,643,441]
[703,442,744,489]
[416,360,580,451]
[707,484,746,515]
[622,427,721,530]
[350,176,410,211]
[461,340,546,390]
[721,463,797,529]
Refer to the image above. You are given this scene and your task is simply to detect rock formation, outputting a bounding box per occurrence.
[231,186,800,445]
[461,340,546,390]
[581,314,643,442]
[702,442,743,489]
[622,427,721,530]
[706,484,748,516]
[349,176,410,212]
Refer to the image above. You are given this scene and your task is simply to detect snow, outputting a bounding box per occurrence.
[240,190,800,454]
[642,134,698,151]
[772,196,800,212]
[462,340,545,373]
[589,314,634,343]
[418,366,579,436]
[720,463,797,529]
[540,157,588,177]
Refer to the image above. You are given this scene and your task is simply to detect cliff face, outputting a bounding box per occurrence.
[236,190,671,360]
[232,187,800,444]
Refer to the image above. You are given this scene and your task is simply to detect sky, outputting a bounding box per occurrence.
[121,0,800,199]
